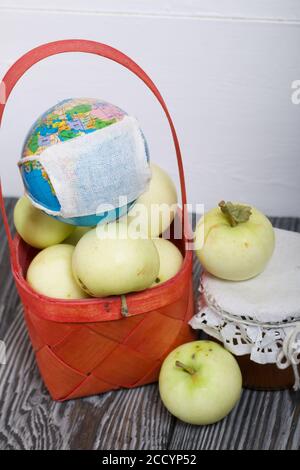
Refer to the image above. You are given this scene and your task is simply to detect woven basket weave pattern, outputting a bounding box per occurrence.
[22,288,195,400]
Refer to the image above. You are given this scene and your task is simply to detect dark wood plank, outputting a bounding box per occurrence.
[169,388,300,450]
[169,216,300,451]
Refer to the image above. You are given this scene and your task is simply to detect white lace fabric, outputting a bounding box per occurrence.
[190,228,300,390]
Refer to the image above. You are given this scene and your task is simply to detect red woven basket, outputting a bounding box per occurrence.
[0,40,195,401]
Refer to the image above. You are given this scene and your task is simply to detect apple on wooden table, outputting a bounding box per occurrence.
[159,340,242,425]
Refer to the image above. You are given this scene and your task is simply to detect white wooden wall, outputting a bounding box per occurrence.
[0,1,300,216]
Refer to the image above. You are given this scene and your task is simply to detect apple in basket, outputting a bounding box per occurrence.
[125,163,178,237]
[64,226,92,245]
[159,340,242,425]
[27,244,89,299]
[194,201,275,281]
[72,221,160,297]
[14,196,74,249]
[151,238,183,287]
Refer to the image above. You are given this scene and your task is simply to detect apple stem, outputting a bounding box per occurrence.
[175,360,196,375]
[219,201,252,227]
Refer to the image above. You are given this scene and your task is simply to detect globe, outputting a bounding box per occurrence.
[19,98,149,226]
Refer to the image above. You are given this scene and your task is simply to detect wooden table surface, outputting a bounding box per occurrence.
[0,198,299,450]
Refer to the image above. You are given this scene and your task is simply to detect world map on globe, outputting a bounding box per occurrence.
[18,98,134,226]
[22,98,126,159]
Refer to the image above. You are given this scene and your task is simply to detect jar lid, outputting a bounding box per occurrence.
[190,228,300,389]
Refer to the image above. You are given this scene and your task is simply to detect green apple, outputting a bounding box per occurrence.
[126,163,178,237]
[14,196,74,249]
[64,226,92,245]
[195,201,275,281]
[27,244,89,299]
[151,238,183,286]
[159,340,242,425]
[72,222,160,297]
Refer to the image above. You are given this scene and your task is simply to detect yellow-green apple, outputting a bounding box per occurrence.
[14,196,74,249]
[195,201,275,281]
[27,244,89,299]
[126,163,178,237]
[64,226,92,245]
[151,238,183,286]
[159,340,242,425]
[72,221,160,297]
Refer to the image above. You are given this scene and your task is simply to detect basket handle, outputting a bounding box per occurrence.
[0,39,188,264]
